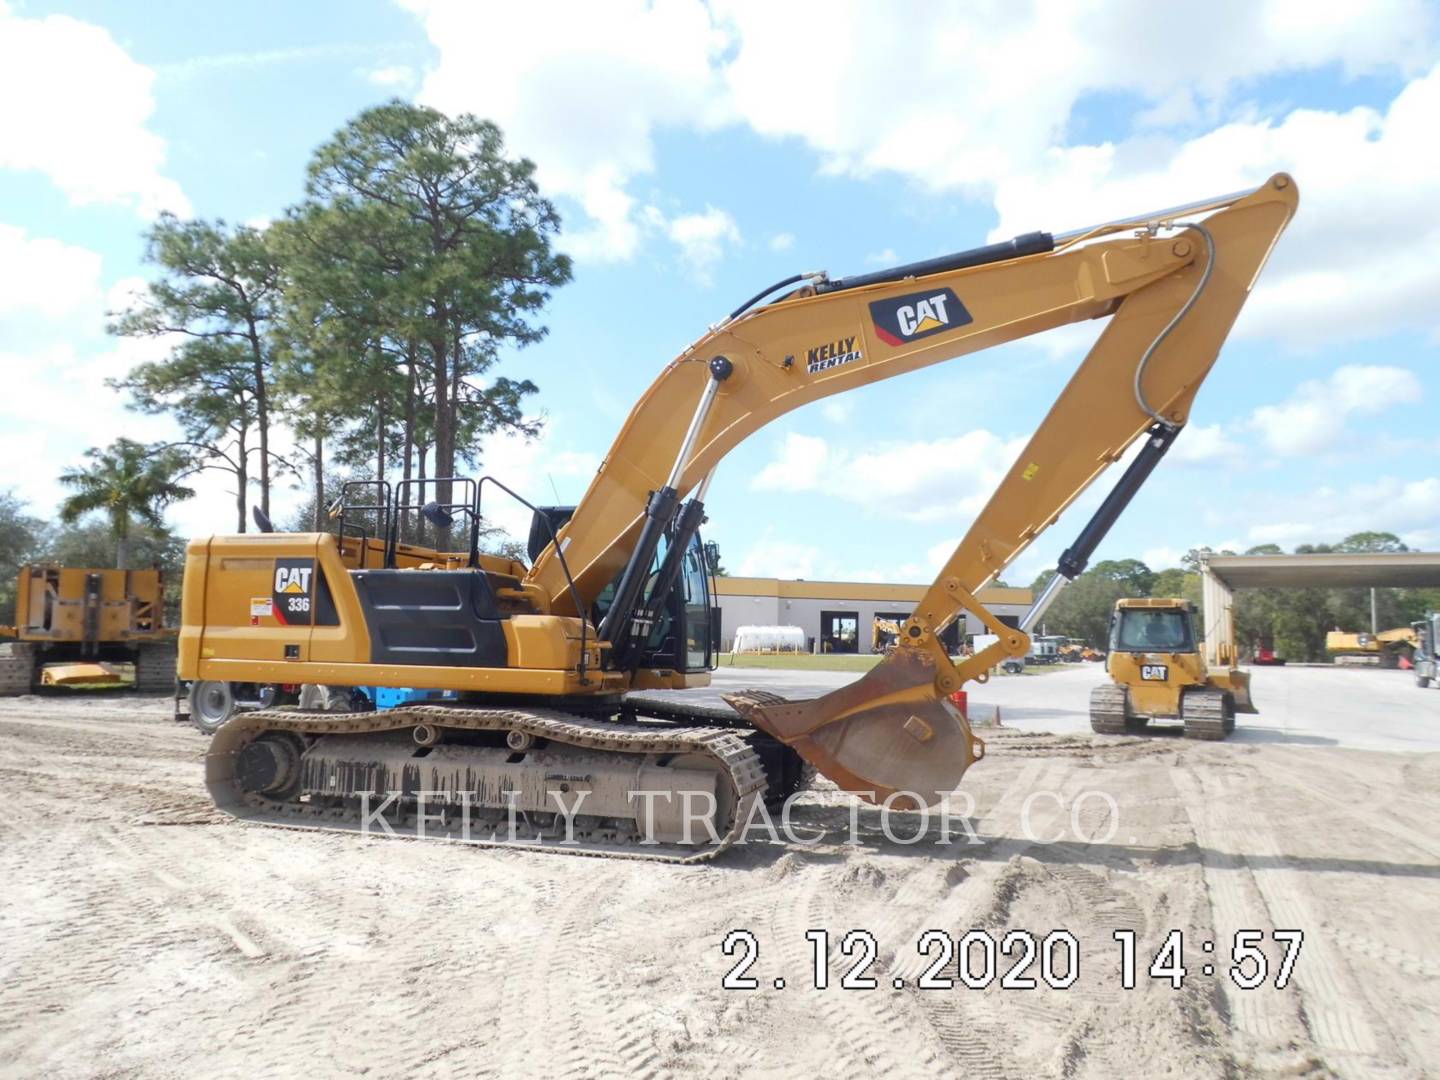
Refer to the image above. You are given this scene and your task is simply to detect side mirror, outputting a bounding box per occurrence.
[421,501,454,530]
[703,541,721,573]
[252,506,275,534]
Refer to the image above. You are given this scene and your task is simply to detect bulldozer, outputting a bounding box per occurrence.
[0,565,177,693]
[179,174,1299,862]
[1089,597,1256,740]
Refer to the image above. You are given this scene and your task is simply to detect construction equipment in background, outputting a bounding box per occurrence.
[1028,634,1064,665]
[1325,626,1417,667]
[872,617,904,653]
[1251,641,1285,665]
[1090,597,1258,740]
[1414,613,1439,689]
[180,175,1298,861]
[0,565,176,694]
[1058,640,1104,663]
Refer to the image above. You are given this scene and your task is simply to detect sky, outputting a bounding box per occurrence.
[1,0,1437,588]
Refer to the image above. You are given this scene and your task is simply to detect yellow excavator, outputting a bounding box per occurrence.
[180,174,1298,862]
[1325,626,1417,667]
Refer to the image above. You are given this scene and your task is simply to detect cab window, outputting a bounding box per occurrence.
[1113,609,1193,652]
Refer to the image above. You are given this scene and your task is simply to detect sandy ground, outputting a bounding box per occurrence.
[2,672,1438,1079]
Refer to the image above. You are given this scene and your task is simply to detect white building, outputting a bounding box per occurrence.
[713,576,1033,655]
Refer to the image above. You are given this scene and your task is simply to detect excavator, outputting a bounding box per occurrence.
[180,174,1298,862]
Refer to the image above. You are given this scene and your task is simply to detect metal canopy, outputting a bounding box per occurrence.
[1201,552,1440,590]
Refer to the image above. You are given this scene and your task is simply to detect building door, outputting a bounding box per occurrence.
[940,621,962,655]
[820,611,860,654]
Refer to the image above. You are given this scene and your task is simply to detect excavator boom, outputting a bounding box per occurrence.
[528,174,1297,808]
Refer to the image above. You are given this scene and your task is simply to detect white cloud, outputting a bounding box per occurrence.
[768,232,794,252]
[157,44,375,81]
[990,64,1440,346]
[0,224,103,319]
[364,64,416,88]
[0,335,181,511]
[819,399,852,425]
[1240,475,1440,550]
[996,65,1440,347]
[735,536,821,580]
[753,428,1025,524]
[406,0,727,260]
[0,5,189,217]
[1141,546,1186,571]
[864,248,898,266]
[663,205,741,284]
[716,0,1435,197]
[752,433,828,493]
[402,0,1439,327]
[103,278,151,327]
[468,425,600,541]
[1249,365,1423,456]
[1170,422,1245,467]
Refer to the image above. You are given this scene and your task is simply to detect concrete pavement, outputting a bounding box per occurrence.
[650,661,1440,753]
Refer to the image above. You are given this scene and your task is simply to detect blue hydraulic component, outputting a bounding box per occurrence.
[361,686,460,710]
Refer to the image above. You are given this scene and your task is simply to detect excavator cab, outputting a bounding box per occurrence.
[598,528,717,674]
[530,504,717,674]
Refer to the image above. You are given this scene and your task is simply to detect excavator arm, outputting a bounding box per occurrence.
[528,173,1298,808]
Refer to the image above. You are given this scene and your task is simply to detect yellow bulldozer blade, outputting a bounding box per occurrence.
[725,647,983,811]
[41,663,123,686]
[1210,668,1258,714]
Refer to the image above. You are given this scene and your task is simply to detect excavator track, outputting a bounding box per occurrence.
[133,642,178,693]
[626,689,817,807]
[1181,688,1235,741]
[206,703,767,864]
[1089,684,1142,735]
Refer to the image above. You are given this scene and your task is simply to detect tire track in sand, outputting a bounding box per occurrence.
[1179,765,1403,1076]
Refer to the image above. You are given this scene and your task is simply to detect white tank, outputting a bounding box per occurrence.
[730,625,807,654]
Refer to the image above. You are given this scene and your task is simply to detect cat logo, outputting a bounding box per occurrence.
[274,565,312,595]
[271,558,315,626]
[868,287,972,347]
[1140,664,1170,681]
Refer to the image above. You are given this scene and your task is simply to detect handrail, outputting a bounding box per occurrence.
[477,475,589,684]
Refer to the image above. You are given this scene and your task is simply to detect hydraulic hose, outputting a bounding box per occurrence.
[727,274,807,320]
[1134,220,1214,427]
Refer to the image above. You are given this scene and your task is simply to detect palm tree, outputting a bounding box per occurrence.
[58,440,195,568]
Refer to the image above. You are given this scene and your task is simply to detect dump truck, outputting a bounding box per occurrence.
[1089,597,1257,740]
[178,174,1298,861]
[0,565,176,693]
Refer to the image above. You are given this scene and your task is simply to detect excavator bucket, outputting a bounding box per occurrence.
[725,646,983,810]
